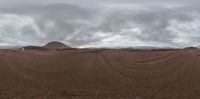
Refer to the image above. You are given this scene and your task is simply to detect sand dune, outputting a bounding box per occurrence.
[0,48,200,99]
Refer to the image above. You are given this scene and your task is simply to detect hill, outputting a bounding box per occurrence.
[43,41,71,50]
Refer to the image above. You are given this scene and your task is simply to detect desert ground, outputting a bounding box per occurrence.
[0,42,200,99]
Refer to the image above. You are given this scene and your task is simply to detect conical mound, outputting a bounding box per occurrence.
[43,41,70,49]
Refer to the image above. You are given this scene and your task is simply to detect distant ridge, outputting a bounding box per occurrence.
[0,46,22,49]
[43,41,71,50]
[21,46,48,51]
[184,47,199,50]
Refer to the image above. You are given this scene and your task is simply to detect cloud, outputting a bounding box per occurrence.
[167,14,200,47]
[0,14,45,46]
[0,2,199,48]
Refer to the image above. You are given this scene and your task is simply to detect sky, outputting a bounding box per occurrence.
[0,0,200,48]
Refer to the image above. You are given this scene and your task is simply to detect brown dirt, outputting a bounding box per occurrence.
[0,48,200,99]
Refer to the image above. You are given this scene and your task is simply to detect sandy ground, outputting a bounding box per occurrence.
[0,48,200,99]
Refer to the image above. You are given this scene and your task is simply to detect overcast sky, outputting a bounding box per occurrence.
[0,0,199,48]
